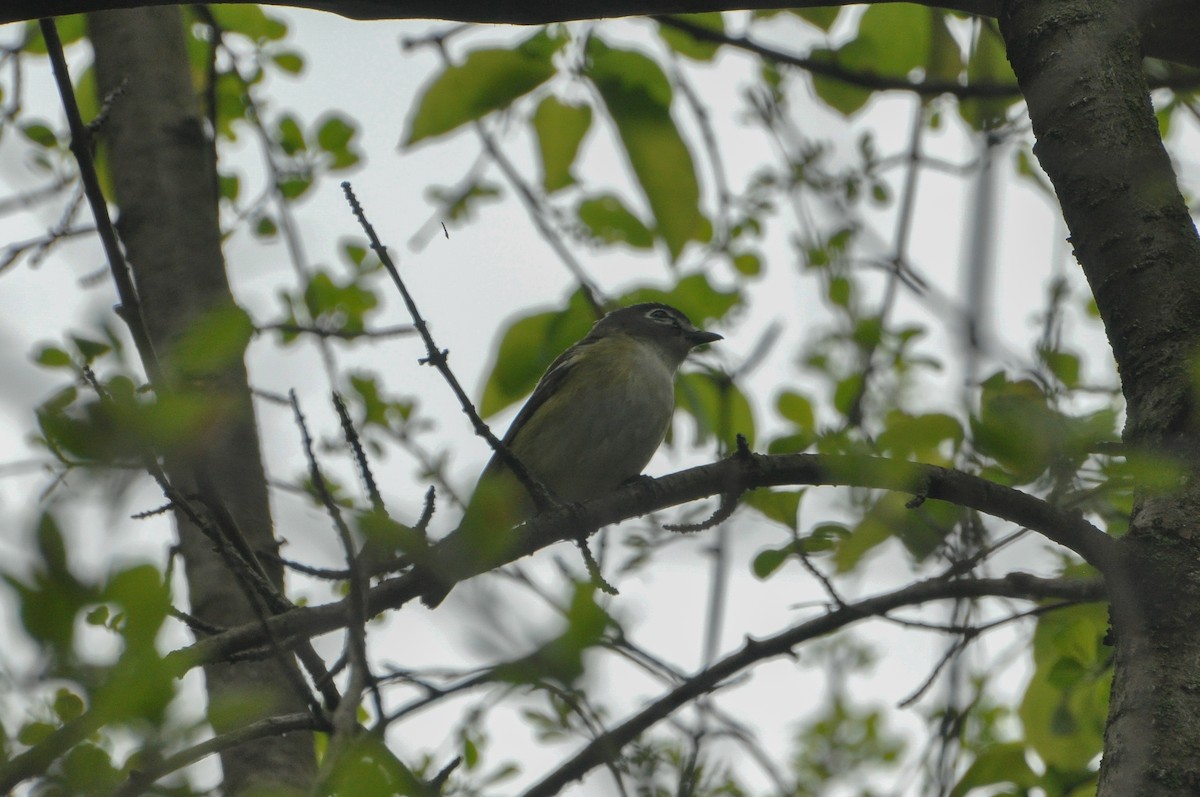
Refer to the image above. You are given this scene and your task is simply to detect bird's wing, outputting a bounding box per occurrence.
[499,339,595,449]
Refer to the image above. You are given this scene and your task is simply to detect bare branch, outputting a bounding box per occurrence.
[175,451,1115,676]
[341,180,556,510]
[519,572,1104,797]
[107,713,325,797]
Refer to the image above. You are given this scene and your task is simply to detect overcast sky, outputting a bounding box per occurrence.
[1,8,1193,793]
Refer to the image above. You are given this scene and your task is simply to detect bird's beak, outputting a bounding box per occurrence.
[686,329,723,347]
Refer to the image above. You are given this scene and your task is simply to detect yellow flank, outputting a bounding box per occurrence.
[460,333,677,537]
[509,334,676,500]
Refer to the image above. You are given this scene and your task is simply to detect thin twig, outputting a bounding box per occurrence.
[106,713,326,797]
[258,322,416,341]
[290,391,381,726]
[518,572,1104,797]
[895,601,1074,708]
[39,18,163,386]
[333,390,385,512]
[340,181,555,511]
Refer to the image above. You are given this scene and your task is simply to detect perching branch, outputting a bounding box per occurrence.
[174,451,1115,675]
[1,440,1110,794]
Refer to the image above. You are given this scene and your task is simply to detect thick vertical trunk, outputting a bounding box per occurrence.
[999,0,1200,793]
[87,8,315,794]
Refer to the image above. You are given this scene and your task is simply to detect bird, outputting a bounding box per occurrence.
[424,302,722,605]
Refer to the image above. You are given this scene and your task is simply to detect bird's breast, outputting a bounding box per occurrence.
[511,338,676,502]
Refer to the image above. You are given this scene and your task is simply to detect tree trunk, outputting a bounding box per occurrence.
[1000,0,1200,793]
[87,8,315,794]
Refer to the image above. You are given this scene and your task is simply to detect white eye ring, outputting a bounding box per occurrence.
[646,308,676,324]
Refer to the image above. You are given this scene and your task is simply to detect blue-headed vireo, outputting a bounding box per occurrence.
[429,303,721,603]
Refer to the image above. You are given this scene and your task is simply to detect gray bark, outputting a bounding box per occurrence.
[1000,0,1200,793]
[88,8,316,794]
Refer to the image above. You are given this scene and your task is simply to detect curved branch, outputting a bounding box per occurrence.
[520,572,1105,797]
[13,2,1199,68]
[657,15,1022,99]
[11,1,1001,28]
[176,452,1115,672]
[655,15,1200,96]
[3,452,1113,793]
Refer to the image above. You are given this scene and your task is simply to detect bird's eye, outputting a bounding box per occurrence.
[646,308,677,325]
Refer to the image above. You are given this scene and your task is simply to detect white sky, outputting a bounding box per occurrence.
[0,6,1192,795]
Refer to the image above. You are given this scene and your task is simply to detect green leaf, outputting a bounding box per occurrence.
[968,372,1116,484]
[1042,349,1081,388]
[212,71,248,141]
[276,114,306,155]
[949,742,1038,797]
[744,489,803,531]
[833,373,863,418]
[752,546,789,579]
[767,432,813,454]
[207,5,288,42]
[61,743,121,794]
[810,52,873,116]
[462,733,480,769]
[960,23,1019,130]
[103,565,169,647]
[841,5,932,78]
[927,9,964,83]
[576,194,654,248]
[479,291,597,418]
[317,114,355,153]
[876,411,963,463]
[72,65,99,134]
[789,7,840,30]
[302,271,380,335]
[835,492,958,571]
[426,179,502,225]
[6,513,94,663]
[495,584,612,686]
[404,31,563,145]
[828,275,853,307]
[656,13,725,62]
[219,172,240,201]
[255,214,278,238]
[585,38,706,261]
[37,512,70,579]
[674,371,755,451]
[810,5,947,117]
[71,336,111,363]
[324,735,427,797]
[22,15,87,55]
[21,121,58,149]
[731,250,762,276]
[17,721,56,746]
[34,346,73,369]
[272,50,305,74]
[1019,601,1110,771]
[171,303,255,380]
[532,96,592,193]
[777,391,815,429]
[91,567,174,724]
[619,272,740,326]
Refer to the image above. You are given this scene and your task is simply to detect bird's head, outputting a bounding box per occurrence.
[589,303,722,368]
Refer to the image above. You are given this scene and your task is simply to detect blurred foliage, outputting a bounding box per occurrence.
[6,1,1195,795]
